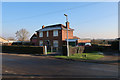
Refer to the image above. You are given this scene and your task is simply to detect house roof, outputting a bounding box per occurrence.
[73,36,80,39]
[0,37,8,43]
[78,40,91,43]
[36,24,74,32]
[30,33,37,40]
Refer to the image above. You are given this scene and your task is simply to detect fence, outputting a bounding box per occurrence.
[62,46,85,56]
[47,46,62,53]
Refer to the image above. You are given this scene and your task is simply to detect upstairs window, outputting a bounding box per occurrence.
[39,32,43,37]
[53,30,58,36]
[47,31,49,37]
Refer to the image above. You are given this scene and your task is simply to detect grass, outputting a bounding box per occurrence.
[47,52,51,54]
[54,52,104,60]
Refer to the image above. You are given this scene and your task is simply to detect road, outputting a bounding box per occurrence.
[2,53,119,78]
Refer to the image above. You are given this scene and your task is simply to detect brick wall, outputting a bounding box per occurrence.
[38,30,62,48]
[62,30,73,40]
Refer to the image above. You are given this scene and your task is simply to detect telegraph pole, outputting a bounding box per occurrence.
[64,14,69,57]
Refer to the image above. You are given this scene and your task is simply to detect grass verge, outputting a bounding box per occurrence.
[54,53,104,60]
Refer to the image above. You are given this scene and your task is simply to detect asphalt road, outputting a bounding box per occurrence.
[2,53,119,78]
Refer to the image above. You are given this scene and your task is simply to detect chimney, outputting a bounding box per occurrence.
[42,25,45,29]
[66,21,69,29]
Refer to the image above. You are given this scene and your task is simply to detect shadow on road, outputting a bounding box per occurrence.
[2,73,118,79]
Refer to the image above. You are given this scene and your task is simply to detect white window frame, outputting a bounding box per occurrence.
[53,30,58,36]
[39,40,43,46]
[53,40,58,47]
[47,31,49,37]
[39,32,43,37]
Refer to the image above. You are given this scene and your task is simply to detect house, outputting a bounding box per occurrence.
[31,22,91,51]
[30,33,38,46]
[0,37,13,45]
[0,37,8,45]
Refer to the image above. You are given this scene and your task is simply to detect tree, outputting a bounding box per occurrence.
[15,29,30,41]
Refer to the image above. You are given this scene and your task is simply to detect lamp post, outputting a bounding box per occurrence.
[64,14,69,57]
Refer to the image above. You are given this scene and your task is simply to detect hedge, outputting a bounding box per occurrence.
[62,45,117,56]
[2,45,45,54]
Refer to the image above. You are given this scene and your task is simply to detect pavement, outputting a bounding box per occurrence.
[2,53,119,79]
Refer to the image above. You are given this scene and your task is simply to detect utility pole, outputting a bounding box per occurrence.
[64,14,69,57]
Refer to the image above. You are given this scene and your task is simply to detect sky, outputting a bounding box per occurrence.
[2,2,118,39]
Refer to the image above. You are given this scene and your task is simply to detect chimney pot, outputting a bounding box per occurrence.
[42,25,45,29]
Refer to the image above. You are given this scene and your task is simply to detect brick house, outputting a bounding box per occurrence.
[30,33,38,46]
[31,22,91,51]
[31,22,75,50]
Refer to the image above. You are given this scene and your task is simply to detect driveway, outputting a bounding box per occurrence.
[2,53,119,78]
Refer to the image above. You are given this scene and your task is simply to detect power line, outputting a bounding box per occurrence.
[4,2,101,22]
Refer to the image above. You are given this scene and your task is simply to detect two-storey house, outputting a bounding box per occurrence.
[31,22,74,50]
[30,22,91,51]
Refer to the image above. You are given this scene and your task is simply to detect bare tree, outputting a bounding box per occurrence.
[15,29,30,41]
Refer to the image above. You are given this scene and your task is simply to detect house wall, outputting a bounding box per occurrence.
[38,30,62,48]
[0,38,8,43]
[36,29,74,48]
[62,30,73,40]
[31,39,38,45]
[32,24,74,50]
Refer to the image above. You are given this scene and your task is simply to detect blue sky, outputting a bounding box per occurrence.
[2,2,118,39]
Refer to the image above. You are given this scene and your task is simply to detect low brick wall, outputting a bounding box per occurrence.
[2,46,45,54]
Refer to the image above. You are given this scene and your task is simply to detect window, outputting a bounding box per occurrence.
[39,32,43,37]
[53,40,58,47]
[47,31,49,37]
[53,30,58,36]
[32,37,37,39]
[39,40,43,46]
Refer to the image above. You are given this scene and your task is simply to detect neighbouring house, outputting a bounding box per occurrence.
[0,37,13,45]
[30,22,91,51]
[30,33,38,46]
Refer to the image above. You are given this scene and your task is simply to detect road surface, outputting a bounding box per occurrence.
[2,53,119,78]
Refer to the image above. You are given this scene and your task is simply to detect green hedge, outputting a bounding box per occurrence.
[2,45,44,54]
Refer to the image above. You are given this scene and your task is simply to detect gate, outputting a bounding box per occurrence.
[47,46,62,54]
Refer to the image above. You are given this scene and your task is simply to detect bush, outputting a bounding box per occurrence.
[111,41,119,50]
